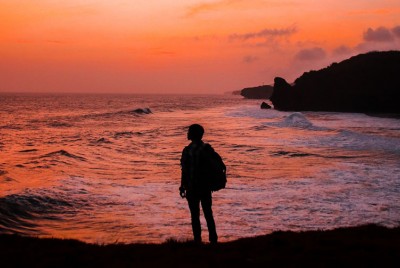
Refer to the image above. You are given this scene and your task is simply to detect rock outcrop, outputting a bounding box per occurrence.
[240,85,274,99]
[260,102,272,109]
[270,51,400,113]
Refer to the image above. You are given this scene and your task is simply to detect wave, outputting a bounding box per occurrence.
[226,105,285,119]
[260,112,331,132]
[267,112,314,129]
[323,129,400,154]
[47,121,73,128]
[282,113,313,128]
[113,131,144,139]
[228,107,328,130]
[79,107,153,120]
[40,150,87,161]
[0,179,97,235]
[0,168,15,182]
[271,150,369,159]
[271,127,400,155]
[21,107,154,129]
[131,108,152,114]
[271,150,319,158]
[95,137,112,144]
[19,149,38,153]
[0,124,23,130]
[0,194,73,235]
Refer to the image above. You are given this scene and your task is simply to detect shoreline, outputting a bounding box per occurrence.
[365,113,400,119]
[1,224,399,267]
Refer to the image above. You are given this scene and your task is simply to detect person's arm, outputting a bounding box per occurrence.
[180,148,188,197]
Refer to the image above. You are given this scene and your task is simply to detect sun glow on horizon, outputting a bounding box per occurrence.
[1,0,400,93]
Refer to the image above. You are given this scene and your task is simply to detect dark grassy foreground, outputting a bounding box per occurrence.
[1,225,399,268]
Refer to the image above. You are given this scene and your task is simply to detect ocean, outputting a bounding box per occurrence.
[0,94,399,244]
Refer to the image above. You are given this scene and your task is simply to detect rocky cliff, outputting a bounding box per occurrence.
[240,85,274,99]
[270,51,400,113]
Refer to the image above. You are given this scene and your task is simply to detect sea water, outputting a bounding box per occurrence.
[0,94,399,243]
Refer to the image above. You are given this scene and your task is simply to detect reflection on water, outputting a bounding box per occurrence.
[0,94,400,243]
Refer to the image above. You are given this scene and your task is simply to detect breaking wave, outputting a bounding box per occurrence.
[0,193,74,235]
[40,150,87,161]
[79,108,153,120]
[266,112,327,130]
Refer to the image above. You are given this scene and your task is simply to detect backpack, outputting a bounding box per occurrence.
[200,144,227,192]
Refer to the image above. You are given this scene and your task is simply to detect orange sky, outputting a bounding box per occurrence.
[1,0,399,93]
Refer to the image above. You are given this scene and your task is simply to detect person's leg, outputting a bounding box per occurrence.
[201,191,218,243]
[187,192,202,242]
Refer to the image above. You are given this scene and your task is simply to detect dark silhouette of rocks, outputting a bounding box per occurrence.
[271,51,400,113]
[240,85,274,99]
[260,102,271,109]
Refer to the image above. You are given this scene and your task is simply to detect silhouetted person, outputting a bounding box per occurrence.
[180,124,218,243]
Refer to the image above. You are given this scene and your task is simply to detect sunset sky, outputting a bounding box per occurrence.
[1,0,400,94]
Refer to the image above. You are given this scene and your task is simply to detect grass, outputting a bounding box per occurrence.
[1,224,399,267]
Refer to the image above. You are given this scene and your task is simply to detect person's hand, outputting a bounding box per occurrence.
[179,186,186,198]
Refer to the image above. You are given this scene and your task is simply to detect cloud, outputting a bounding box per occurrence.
[295,47,326,61]
[333,45,353,56]
[353,25,400,53]
[186,0,240,16]
[355,41,400,54]
[186,0,295,17]
[243,55,259,63]
[392,26,400,38]
[309,25,400,63]
[229,26,297,41]
[363,27,394,42]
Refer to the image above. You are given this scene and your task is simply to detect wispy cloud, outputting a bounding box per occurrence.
[295,47,326,61]
[186,0,240,17]
[229,26,297,41]
[185,0,295,17]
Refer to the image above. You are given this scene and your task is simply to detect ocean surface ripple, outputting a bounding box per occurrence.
[1,94,399,243]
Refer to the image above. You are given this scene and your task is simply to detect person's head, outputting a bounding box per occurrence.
[187,124,204,141]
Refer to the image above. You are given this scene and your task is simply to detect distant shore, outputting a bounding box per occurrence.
[1,224,399,267]
[365,113,400,119]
